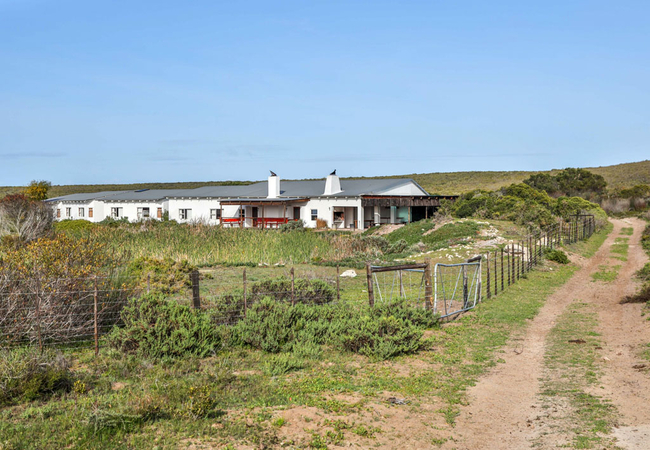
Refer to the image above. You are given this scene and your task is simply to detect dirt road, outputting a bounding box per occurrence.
[443,218,650,449]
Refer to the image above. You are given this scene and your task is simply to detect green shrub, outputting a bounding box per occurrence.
[54,219,96,232]
[335,314,424,360]
[216,277,336,324]
[126,257,196,294]
[279,220,306,232]
[387,239,409,254]
[231,299,334,353]
[107,294,220,360]
[370,300,439,328]
[0,348,73,406]
[544,249,570,265]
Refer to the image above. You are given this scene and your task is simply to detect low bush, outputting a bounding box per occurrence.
[214,276,337,325]
[232,298,432,360]
[126,257,196,294]
[279,220,306,232]
[231,299,334,353]
[54,219,96,232]
[335,314,425,360]
[370,299,439,328]
[544,249,570,265]
[107,294,221,360]
[0,348,73,406]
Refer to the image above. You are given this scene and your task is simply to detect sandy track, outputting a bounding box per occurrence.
[442,218,650,450]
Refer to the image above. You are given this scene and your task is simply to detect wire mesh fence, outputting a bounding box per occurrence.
[0,275,140,352]
[0,214,597,351]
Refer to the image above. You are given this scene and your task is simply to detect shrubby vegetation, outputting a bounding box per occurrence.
[523,168,607,198]
[0,193,54,245]
[0,235,132,345]
[107,294,221,360]
[127,257,196,294]
[0,348,73,406]
[544,249,570,265]
[451,182,607,229]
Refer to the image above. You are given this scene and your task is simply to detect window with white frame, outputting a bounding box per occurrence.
[210,209,221,220]
[111,207,121,218]
[137,207,150,219]
[179,209,192,220]
[78,207,84,218]
[66,207,71,218]
[310,209,318,221]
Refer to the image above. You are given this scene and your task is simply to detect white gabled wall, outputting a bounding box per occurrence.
[380,182,428,196]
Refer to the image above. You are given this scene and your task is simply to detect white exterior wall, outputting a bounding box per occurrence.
[381,183,428,196]
[54,201,93,221]
[102,201,165,222]
[167,198,241,225]
[303,198,363,229]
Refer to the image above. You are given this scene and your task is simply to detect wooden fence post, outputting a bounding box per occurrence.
[500,247,505,291]
[486,253,491,299]
[94,275,99,357]
[366,262,375,307]
[424,259,433,310]
[512,243,517,284]
[243,268,247,316]
[494,250,498,295]
[191,270,201,309]
[507,245,511,286]
[34,270,43,354]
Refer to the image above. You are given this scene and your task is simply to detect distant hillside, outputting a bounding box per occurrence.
[381,160,650,195]
[2,160,649,198]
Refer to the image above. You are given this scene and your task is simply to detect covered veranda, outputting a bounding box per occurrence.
[219,198,308,228]
[361,195,458,228]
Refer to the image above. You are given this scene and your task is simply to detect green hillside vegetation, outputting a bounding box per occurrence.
[2,160,649,198]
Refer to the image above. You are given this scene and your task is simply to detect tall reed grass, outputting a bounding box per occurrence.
[63,224,383,266]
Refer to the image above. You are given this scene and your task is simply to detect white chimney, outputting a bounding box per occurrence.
[268,172,280,198]
[323,170,342,195]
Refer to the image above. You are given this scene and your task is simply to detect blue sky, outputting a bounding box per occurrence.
[1,0,648,185]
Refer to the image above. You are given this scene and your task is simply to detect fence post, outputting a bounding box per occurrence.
[500,247,504,291]
[191,270,201,309]
[494,250,498,295]
[243,268,247,316]
[34,270,43,353]
[507,245,511,286]
[336,264,340,301]
[366,262,375,307]
[147,274,151,294]
[486,253,491,299]
[512,242,517,284]
[94,275,99,357]
[290,267,295,305]
[424,259,433,310]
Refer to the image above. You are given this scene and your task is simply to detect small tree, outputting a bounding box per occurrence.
[24,180,52,201]
[0,194,54,244]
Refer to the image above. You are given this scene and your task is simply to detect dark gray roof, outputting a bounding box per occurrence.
[49,178,429,202]
[175,178,428,198]
[46,191,127,202]
[104,189,192,201]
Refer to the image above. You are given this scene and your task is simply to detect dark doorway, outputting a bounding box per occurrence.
[293,207,301,221]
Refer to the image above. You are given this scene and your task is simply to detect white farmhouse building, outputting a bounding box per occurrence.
[48,172,455,230]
